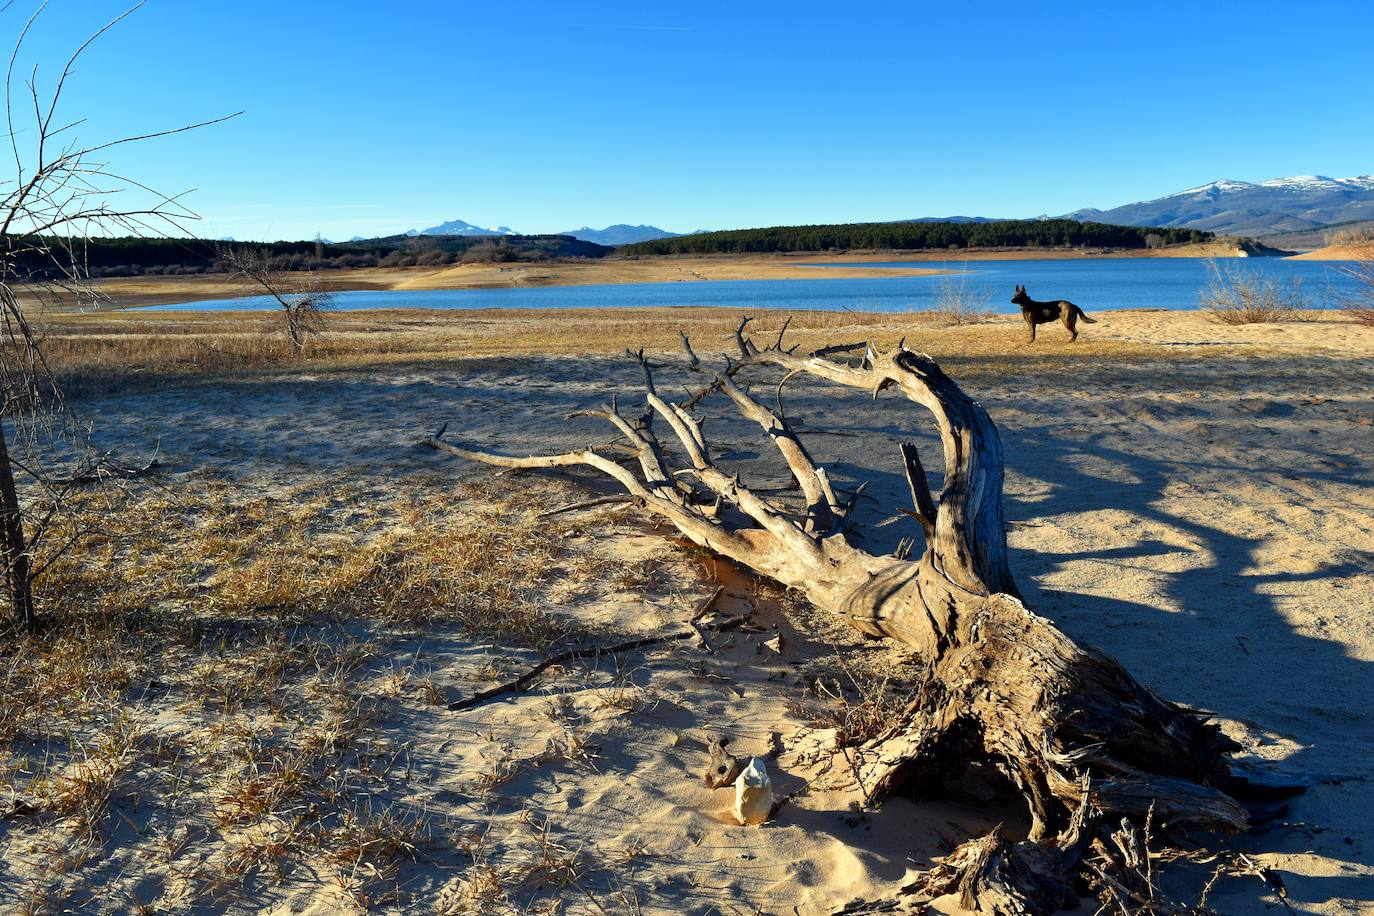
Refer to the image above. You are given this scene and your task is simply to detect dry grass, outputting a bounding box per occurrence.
[794,660,924,748]
[26,477,580,643]
[0,475,606,909]
[1200,262,1308,324]
[436,811,607,915]
[29,306,1210,405]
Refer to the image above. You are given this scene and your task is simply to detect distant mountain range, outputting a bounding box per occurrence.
[395,220,684,245]
[1068,175,1374,238]
[368,175,1374,250]
[558,224,682,245]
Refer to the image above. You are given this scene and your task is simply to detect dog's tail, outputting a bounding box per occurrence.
[1073,304,1097,323]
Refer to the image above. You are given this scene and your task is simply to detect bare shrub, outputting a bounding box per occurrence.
[460,242,516,264]
[1200,261,1306,324]
[221,246,333,354]
[415,249,453,267]
[1339,246,1374,326]
[1328,225,1374,247]
[932,270,991,325]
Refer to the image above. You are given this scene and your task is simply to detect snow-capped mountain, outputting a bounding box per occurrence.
[411,218,517,237]
[1082,175,1374,236]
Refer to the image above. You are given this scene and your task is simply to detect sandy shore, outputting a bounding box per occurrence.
[2,309,1370,914]
[1287,242,1374,261]
[49,241,1265,309]
[69,256,952,309]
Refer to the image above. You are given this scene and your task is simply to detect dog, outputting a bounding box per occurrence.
[1010,285,1096,342]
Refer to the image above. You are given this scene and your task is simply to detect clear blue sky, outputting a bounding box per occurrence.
[17,0,1374,241]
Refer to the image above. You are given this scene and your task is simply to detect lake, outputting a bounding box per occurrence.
[139,257,1361,314]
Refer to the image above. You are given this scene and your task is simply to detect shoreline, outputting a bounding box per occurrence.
[38,241,1288,310]
[1287,241,1374,260]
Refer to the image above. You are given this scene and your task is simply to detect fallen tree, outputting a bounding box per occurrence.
[425,319,1272,913]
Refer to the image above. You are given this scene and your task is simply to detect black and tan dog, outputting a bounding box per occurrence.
[1010,285,1096,342]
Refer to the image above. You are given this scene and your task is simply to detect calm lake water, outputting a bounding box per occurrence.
[140,257,1360,314]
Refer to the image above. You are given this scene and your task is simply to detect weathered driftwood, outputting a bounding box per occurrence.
[425,319,1258,913]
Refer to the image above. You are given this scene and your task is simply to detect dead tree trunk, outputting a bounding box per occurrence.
[0,422,33,629]
[425,322,1256,913]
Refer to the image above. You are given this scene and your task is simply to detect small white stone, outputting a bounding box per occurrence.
[733,756,773,826]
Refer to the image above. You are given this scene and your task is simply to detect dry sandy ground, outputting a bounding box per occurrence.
[74,256,951,309]
[64,241,1258,309]
[1,310,1370,914]
[1289,243,1374,261]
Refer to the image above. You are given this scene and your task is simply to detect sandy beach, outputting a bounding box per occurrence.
[0,307,1367,914]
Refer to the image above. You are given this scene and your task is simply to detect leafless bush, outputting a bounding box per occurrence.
[1328,226,1374,246]
[1339,247,1374,326]
[377,250,416,268]
[221,246,333,354]
[460,242,517,264]
[1200,261,1306,324]
[932,271,991,325]
[415,249,453,267]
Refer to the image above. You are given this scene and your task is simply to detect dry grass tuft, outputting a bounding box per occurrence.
[801,670,914,747]
[436,813,600,915]
[324,802,424,906]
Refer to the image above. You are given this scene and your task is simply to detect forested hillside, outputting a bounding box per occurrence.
[618,219,1210,255]
[11,234,611,279]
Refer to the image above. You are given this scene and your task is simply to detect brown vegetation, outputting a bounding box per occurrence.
[1200,262,1308,324]
[0,476,598,908]
[1339,248,1374,326]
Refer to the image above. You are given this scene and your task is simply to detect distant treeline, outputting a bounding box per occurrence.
[10,234,612,279]
[617,220,1212,255]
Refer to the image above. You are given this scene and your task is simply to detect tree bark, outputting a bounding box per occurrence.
[0,422,33,629]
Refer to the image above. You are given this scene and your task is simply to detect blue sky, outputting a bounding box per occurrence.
[17,0,1374,240]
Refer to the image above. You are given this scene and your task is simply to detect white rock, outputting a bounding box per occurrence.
[733,756,773,826]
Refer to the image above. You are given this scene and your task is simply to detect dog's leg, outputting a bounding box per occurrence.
[1027,317,1037,343]
[1065,308,1078,342]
